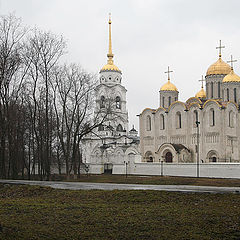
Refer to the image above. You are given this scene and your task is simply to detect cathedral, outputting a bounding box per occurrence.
[139,42,240,164]
[83,15,240,170]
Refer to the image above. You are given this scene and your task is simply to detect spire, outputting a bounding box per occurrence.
[100,14,121,73]
[107,13,114,65]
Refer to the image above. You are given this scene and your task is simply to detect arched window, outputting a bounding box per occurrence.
[193,110,198,127]
[211,82,214,98]
[98,124,104,131]
[116,96,121,109]
[146,115,151,131]
[229,111,234,128]
[227,88,229,102]
[210,108,215,126]
[160,114,165,130]
[162,97,165,108]
[218,82,221,98]
[234,88,237,103]
[168,96,171,107]
[100,96,105,108]
[116,124,123,132]
[176,112,181,129]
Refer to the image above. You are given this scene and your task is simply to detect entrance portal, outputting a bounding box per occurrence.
[212,157,217,162]
[165,152,173,163]
[104,163,113,174]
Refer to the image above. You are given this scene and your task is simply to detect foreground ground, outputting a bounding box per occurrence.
[52,174,240,187]
[0,184,240,240]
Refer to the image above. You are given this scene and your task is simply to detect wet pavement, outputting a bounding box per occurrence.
[1,179,240,194]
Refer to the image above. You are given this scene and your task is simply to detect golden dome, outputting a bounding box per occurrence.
[206,57,231,76]
[160,80,178,91]
[222,68,240,83]
[100,63,121,73]
[195,87,206,99]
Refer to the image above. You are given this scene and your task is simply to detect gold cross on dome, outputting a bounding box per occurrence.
[216,40,225,58]
[227,55,237,69]
[198,75,205,88]
[164,66,173,80]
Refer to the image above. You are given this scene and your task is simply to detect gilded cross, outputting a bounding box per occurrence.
[198,75,205,88]
[165,66,173,80]
[227,55,237,69]
[216,40,225,57]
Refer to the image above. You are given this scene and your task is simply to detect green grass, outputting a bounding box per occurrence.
[0,184,240,240]
[49,174,240,187]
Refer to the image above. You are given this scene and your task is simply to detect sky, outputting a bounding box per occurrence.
[1,0,240,130]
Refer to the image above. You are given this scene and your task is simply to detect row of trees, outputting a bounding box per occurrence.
[0,14,111,180]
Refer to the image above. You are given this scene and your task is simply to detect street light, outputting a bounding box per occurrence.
[123,160,129,178]
[196,121,200,178]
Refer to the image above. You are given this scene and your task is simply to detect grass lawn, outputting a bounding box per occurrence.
[0,184,240,240]
[50,174,240,187]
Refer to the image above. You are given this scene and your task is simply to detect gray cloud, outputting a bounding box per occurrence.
[2,0,240,129]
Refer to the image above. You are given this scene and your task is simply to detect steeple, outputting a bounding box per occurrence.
[100,14,121,73]
[107,13,114,65]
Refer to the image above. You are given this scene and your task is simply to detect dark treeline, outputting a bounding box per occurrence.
[0,14,111,180]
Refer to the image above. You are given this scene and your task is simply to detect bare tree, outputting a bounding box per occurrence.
[23,29,66,180]
[51,64,117,178]
[0,14,28,179]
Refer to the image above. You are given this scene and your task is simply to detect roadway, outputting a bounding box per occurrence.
[1,179,240,194]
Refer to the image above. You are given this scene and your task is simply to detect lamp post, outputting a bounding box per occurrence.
[160,157,164,177]
[124,160,129,178]
[196,121,200,178]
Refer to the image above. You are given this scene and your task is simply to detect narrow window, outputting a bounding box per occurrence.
[162,97,165,108]
[100,96,105,108]
[211,82,214,98]
[234,88,237,103]
[160,114,165,130]
[210,109,215,126]
[218,82,221,98]
[146,115,151,131]
[176,112,181,129]
[116,96,121,109]
[229,111,231,127]
[193,110,198,127]
[227,88,229,102]
[229,111,234,128]
[168,96,171,107]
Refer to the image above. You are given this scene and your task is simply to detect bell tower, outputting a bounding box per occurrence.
[95,14,129,135]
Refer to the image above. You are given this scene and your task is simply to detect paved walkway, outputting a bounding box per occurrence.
[1,179,240,194]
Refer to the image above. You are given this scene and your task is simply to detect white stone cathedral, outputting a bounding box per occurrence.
[82,15,140,172]
[139,42,240,164]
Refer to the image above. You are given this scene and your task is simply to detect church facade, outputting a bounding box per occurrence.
[139,45,240,163]
[82,15,140,172]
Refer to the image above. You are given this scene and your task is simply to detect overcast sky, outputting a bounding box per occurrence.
[1,0,240,129]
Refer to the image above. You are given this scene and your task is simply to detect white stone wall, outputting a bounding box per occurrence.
[89,162,240,179]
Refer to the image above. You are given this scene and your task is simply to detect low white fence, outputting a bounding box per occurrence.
[98,162,240,179]
[50,162,240,179]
